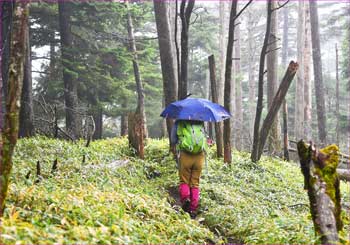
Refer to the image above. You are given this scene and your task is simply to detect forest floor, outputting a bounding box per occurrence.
[1,137,349,244]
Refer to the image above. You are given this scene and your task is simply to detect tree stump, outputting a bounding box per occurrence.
[128,112,144,159]
[297,140,343,244]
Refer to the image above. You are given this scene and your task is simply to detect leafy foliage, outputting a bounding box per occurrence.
[1,137,349,244]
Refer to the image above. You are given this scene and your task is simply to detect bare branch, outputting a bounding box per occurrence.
[233,0,253,22]
[265,47,281,54]
[272,0,290,12]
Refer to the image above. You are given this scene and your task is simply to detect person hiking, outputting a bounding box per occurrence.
[170,119,207,218]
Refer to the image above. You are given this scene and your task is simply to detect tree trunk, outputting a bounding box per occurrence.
[19,17,35,138]
[335,44,340,146]
[0,1,28,217]
[234,25,243,151]
[281,6,289,67]
[297,141,342,243]
[58,1,80,140]
[303,1,312,141]
[209,55,223,158]
[247,10,256,145]
[295,1,305,141]
[348,3,350,153]
[267,0,281,155]
[223,1,238,164]
[218,1,226,106]
[1,1,14,130]
[126,1,147,157]
[309,0,327,145]
[178,0,195,100]
[120,98,128,137]
[153,0,178,142]
[282,99,289,161]
[128,112,144,159]
[251,1,273,162]
[92,107,102,140]
[257,62,298,160]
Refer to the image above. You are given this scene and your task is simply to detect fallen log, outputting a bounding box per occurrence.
[297,140,343,244]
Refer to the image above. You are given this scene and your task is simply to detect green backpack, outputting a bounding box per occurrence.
[177,121,207,154]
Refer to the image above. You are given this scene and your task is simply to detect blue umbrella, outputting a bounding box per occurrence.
[160,98,231,122]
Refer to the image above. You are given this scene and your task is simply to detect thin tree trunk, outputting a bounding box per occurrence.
[126,1,146,158]
[297,141,342,243]
[335,44,340,146]
[251,1,273,162]
[19,17,35,137]
[120,98,128,137]
[295,1,305,141]
[224,1,238,164]
[281,5,289,161]
[283,99,289,161]
[0,1,28,216]
[58,1,80,140]
[348,3,350,153]
[234,25,243,151]
[209,55,223,158]
[153,0,178,142]
[218,1,226,106]
[178,0,195,100]
[309,0,327,145]
[247,10,256,145]
[267,0,281,155]
[304,1,312,141]
[257,62,298,160]
[281,6,289,67]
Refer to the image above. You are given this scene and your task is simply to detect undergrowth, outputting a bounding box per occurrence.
[0,136,349,244]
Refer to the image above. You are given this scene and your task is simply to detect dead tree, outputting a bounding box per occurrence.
[297,141,343,244]
[208,55,223,158]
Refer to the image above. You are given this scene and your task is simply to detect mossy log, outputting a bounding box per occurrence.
[297,140,343,244]
[128,112,144,159]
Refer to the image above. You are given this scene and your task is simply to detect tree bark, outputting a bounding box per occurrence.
[0,1,28,217]
[223,1,237,164]
[128,112,144,159]
[303,1,312,141]
[295,1,305,141]
[309,0,327,145]
[209,55,223,158]
[178,0,195,100]
[266,0,281,155]
[337,169,350,182]
[234,25,243,151]
[19,17,35,138]
[153,0,178,142]
[251,1,273,162]
[58,1,80,140]
[257,62,298,160]
[347,3,350,153]
[297,141,343,244]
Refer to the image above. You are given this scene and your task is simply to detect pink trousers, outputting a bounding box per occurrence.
[179,183,200,212]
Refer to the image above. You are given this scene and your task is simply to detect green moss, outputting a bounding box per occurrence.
[312,144,343,231]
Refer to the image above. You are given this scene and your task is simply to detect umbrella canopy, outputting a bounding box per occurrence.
[160,98,231,122]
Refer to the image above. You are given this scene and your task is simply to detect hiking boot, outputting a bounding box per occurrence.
[182,198,191,213]
[189,211,197,219]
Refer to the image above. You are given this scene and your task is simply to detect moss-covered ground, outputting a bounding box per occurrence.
[0,137,349,244]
